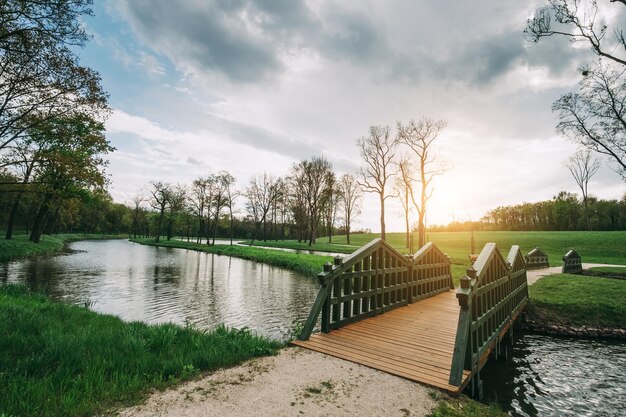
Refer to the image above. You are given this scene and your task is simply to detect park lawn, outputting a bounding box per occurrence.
[589,266,626,274]
[0,233,126,262]
[327,231,626,266]
[131,238,332,278]
[527,274,626,329]
[240,239,359,254]
[0,285,281,417]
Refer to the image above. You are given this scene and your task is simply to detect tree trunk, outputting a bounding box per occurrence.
[5,195,22,240]
[583,197,592,231]
[155,208,164,242]
[30,203,49,243]
[229,206,234,245]
[380,194,386,241]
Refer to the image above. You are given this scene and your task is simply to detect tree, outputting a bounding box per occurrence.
[245,173,281,243]
[165,185,186,241]
[564,149,601,230]
[526,0,626,180]
[130,195,146,238]
[302,157,333,246]
[23,113,113,243]
[208,171,235,245]
[357,125,398,241]
[0,0,108,155]
[149,181,172,242]
[397,118,448,247]
[323,171,339,243]
[337,173,361,245]
[395,157,413,250]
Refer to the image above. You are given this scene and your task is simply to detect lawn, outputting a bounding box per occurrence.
[0,234,126,262]
[528,273,626,329]
[0,285,281,417]
[305,231,626,266]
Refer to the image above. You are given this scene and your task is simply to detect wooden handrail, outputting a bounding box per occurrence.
[298,239,453,341]
[449,243,528,387]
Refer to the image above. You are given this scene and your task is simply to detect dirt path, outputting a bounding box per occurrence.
[117,347,436,417]
[526,262,624,285]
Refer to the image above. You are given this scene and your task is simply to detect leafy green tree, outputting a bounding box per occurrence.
[0,0,108,155]
[24,114,113,242]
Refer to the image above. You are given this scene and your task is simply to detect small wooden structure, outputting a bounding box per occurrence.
[294,239,529,398]
[562,249,582,274]
[525,247,549,269]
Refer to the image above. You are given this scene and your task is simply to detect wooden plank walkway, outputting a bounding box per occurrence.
[292,290,471,394]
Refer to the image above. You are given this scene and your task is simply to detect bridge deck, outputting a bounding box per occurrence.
[292,290,471,393]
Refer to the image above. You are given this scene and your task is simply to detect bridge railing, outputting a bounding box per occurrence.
[449,243,529,386]
[298,238,453,341]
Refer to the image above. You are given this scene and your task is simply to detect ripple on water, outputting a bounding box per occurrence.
[481,334,626,417]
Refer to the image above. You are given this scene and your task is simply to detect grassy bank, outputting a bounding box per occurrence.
[241,239,359,254]
[327,231,626,266]
[428,392,507,417]
[131,238,332,278]
[528,274,626,329]
[0,233,126,262]
[0,285,281,417]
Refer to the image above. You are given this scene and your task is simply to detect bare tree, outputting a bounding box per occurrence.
[552,65,626,180]
[337,173,362,245]
[395,157,414,250]
[357,125,398,241]
[323,171,339,243]
[246,173,281,243]
[131,195,145,238]
[149,181,172,242]
[208,171,235,245]
[564,149,601,230]
[525,0,626,67]
[526,0,626,180]
[397,118,448,247]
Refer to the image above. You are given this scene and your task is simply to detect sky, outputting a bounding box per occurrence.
[78,0,625,231]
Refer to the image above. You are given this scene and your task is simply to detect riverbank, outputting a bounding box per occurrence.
[0,284,281,417]
[241,239,359,254]
[130,238,332,278]
[0,233,126,262]
[525,273,626,339]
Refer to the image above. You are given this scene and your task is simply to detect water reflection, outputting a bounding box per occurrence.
[0,240,319,340]
[481,333,626,417]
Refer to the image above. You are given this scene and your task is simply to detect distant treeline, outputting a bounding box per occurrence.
[0,156,366,244]
[429,191,626,232]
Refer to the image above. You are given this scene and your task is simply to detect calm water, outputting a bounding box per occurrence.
[0,239,319,340]
[481,333,626,417]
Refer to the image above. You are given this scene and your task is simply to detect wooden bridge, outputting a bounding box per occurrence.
[292,238,529,397]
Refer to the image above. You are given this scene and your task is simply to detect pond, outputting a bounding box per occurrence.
[0,239,320,340]
[482,333,626,417]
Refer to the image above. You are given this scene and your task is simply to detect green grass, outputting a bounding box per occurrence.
[0,233,126,262]
[589,266,626,274]
[0,284,281,417]
[131,238,333,278]
[528,274,626,329]
[327,231,626,266]
[241,239,359,254]
[428,392,507,417]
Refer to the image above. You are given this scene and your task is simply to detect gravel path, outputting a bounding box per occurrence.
[117,347,436,417]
